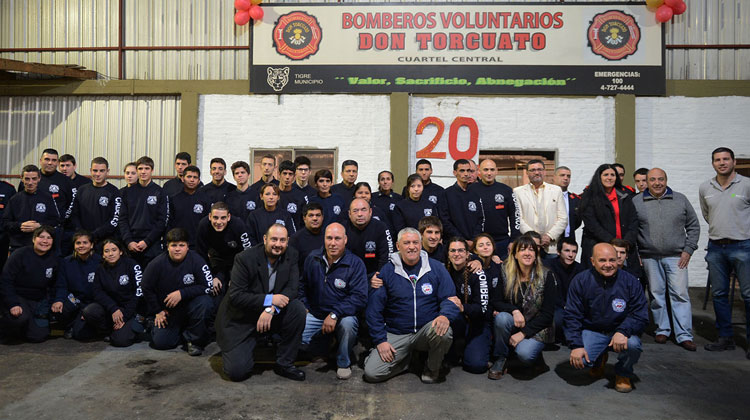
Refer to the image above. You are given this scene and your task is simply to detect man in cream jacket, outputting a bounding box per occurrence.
[513,159,568,259]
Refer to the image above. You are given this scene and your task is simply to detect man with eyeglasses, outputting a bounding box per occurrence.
[513,159,567,261]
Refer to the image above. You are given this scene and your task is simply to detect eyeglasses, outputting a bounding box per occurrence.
[448,248,467,254]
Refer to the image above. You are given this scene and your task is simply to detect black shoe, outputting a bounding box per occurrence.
[274,364,305,381]
[746,349,750,360]
[704,337,736,351]
[63,328,73,340]
[186,342,204,356]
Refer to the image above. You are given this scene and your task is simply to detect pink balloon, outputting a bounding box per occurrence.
[248,5,264,21]
[664,0,682,8]
[234,10,250,25]
[234,0,251,10]
[672,0,687,15]
[655,5,674,22]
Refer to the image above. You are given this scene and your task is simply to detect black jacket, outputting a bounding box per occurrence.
[196,217,251,278]
[119,181,168,247]
[438,183,484,241]
[344,218,394,280]
[199,181,236,206]
[289,227,324,272]
[490,269,556,339]
[168,190,211,248]
[70,183,121,243]
[92,257,142,320]
[0,181,16,241]
[215,245,300,351]
[225,187,260,222]
[245,206,296,245]
[0,246,58,307]
[563,191,582,239]
[19,170,72,220]
[392,196,438,233]
[469,181,520,242]
[141,251,213,315]
[579,187,639,268]
[2,190,61,250]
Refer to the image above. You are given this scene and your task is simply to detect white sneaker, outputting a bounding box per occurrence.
[421,368,439,384]
[336,367,352,380]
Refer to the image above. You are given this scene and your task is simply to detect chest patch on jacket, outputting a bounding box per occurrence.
[612,298,626,313]
[421,283,433,295]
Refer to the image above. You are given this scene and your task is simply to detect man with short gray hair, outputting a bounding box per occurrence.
[633,168,700,351]
[364,228,459,383]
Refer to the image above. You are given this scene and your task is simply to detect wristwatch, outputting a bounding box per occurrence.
[330,313,338,320]
[264,307,274,314]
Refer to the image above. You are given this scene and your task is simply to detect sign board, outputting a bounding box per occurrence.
[251,3,665,95]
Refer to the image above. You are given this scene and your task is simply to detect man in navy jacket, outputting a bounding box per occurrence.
[300,223,367,380]
[364,228,459,384]
[438,159,484,247]
[565,243,648,393]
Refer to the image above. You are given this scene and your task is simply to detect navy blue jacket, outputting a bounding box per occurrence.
[141,251,213,315]
[344,218,394,280]
[563,191,582,238]
[20,170,72,221]
[245,206,297,245]
[68,173,91,192]
[2,190,61,250]
[426,242,447,264]
[564,268,648,349]
[371,190,401,229]
[438,183,484,241]
[250,177,279,192]
[0,246,58,307]
[366,251,459,344]
[0,181,17,240]
[469,181,520,242]
[225,187,260,222]
[293,182,316,197]
[70,183,121,243]
[449,267,492,324]
[308,193,346,228]
[299,249,368,320]
[118,181,168,247]
[401,181,443,207]
[199,181,236,206]
[331,182,356,209]
[168,190,211,248]
[544,257,584,309]
[93,257,142,320]
[392,196,438,233]
[196,217,251,277]
[289,227,324,272]
[279,187,308,230]
[54,253,102,303]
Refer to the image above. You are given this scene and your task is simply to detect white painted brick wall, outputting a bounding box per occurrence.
[637,96,750,287]
[197,94,391,187]
[409,96,616,195]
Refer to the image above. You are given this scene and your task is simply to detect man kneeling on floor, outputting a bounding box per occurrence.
[364,227,459,383]
[565,243,648,393]
[215,224,306,382]
[142,228,214,356]
[299,222,368,380]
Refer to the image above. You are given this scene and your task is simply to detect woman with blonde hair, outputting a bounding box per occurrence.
[488,234,556,380]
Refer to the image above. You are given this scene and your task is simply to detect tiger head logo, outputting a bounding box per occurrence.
[267,67,290,92]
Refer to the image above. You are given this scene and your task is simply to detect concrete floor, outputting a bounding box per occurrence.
[1,288,749,420]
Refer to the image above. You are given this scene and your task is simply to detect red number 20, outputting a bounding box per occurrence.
[415,116,478,161]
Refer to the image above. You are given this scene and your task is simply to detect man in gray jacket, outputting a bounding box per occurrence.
[633,168,700,351]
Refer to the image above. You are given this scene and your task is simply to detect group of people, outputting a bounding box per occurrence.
[1,146,748,392]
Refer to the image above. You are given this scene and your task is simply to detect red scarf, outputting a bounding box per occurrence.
[607,188,622,239]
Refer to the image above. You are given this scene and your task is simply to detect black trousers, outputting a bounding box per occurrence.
[80,302,137,347]
[221,299,305,382]
[1,297,49,342]
[151,295,213,350]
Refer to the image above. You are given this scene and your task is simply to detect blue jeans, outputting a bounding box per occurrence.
[492,312,544,365]
[705,240,750,340]
[642,256,693,342]
[581,330,642,378]
[301,313,358,368]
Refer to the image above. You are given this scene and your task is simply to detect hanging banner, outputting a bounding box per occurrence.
[251,3,665,95]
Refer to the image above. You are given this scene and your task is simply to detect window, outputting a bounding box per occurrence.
[250,148,337,183]
[478,150,556,188]
[737,158,750,178]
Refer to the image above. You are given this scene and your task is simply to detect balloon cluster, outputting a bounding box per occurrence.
[647,0,686,23]
[234,0,263,26]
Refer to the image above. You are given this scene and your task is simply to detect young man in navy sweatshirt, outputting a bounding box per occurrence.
[162,152,194,198]
[142,228,214,356]
[3,165,61,253]
[199,157,236,206]
[289,202,325,273]
[69,157,120,245]
[168,165,211,249]
[119,156,168,267]
[226,161,260,222]
[438,159,484,248]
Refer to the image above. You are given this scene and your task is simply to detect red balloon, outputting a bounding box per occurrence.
[234,0,251,10]
[655,5,674,22]
[248,5,264,21]
[672,0,687,15]
[234,10,250,26]
[664,0,682,8]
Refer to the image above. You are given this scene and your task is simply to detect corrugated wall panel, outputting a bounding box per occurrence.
[0,95,180,188]
[1,0,748,80]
